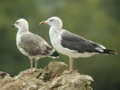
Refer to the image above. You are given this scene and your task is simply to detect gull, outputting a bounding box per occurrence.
[40,16,116,73]
[14,18,59,71]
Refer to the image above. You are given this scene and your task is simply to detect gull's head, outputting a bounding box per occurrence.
[40,16,63,28]
[14,18,29,30]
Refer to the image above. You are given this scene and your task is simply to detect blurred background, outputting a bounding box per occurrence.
[0,0,120,90]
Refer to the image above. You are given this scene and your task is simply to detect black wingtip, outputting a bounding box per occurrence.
[50,51,59,59]
[103,49,117,55]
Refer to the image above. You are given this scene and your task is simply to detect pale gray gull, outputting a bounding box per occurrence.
[40,16,116,73]
[14,18,59,71]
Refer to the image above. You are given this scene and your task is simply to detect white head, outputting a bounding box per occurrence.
[14,18,29,31]
[40,16,63,28]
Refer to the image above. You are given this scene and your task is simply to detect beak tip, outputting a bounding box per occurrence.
[40,21,46,25]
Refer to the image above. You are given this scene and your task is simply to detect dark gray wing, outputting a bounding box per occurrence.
[19,33,53,56]
[61,30,104,53]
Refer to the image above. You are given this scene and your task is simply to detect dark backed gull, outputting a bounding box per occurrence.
[40,16,116,73]
[14,18,59,71]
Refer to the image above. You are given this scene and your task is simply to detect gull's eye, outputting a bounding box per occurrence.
[49,19,54,22]
[16,21,19,24]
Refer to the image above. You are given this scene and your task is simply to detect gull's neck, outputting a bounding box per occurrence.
[49,25,62,41]
[17,26,29,35]
[50,25,62,31]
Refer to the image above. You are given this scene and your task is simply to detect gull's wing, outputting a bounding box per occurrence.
[19,33,53,56]
[61,30,106,53]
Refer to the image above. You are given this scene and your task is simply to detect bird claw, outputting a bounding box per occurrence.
[63,70,73,74]
[32,68,38,72]
[27,68,38,73]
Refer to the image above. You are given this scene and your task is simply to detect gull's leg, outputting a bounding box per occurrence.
[69,57,74,73]
[28,57,34,73]
[35,60,38,69]
[29,57,33,69]
[64,56,74,74]
[33,58,39,72]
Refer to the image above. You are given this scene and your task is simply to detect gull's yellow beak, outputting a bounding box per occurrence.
[40,21,46,24]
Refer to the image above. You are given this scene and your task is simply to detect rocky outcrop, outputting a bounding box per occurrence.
[0,61,94,90]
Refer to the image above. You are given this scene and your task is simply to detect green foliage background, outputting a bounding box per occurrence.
[0,0,120,90]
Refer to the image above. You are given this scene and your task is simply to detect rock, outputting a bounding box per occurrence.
[0,61,94,90]
[39,61,68,82]
[0,71,14,89]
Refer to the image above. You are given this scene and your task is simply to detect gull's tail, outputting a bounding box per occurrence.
[103,49,117,55]
[49,50,59,59]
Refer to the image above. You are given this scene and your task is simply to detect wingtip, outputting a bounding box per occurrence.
[50,51,59,59]
[104,49,118,55]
